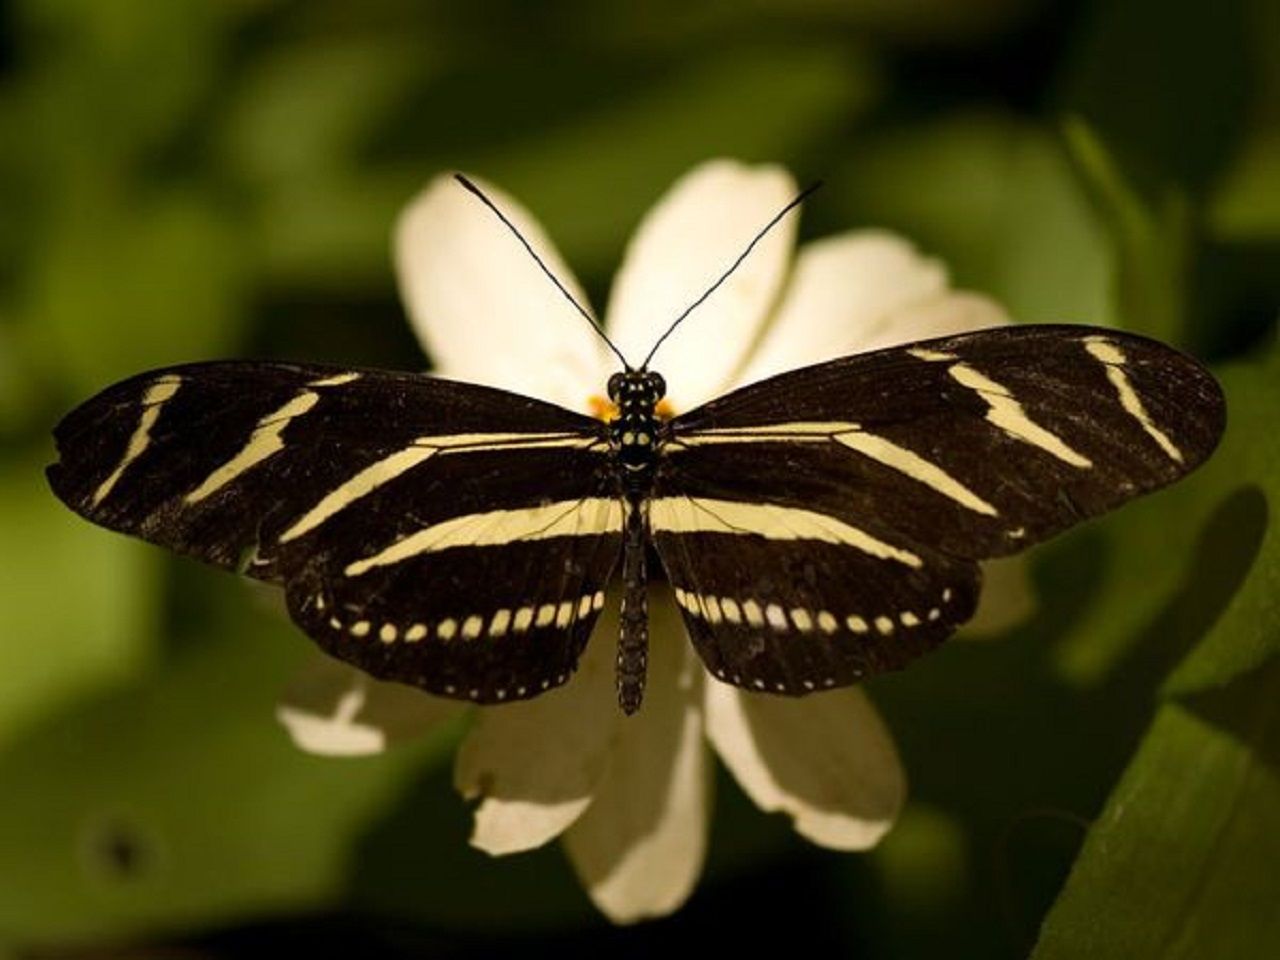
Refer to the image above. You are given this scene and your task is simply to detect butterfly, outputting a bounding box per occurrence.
[47,177,1226,714]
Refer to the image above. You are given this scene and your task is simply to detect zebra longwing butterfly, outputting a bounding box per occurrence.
[47,179,1226,714]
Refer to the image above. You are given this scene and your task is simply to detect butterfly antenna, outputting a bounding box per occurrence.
[640,180,823,370]
[454,174,631,369]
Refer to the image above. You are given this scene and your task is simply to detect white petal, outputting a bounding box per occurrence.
[276,657,463,757]
[964,557,1037,637]
[395,173,611,410]
[860,289,1011,353]
[735,230,1009,387]
[605,160,796,411]
[562,591,709,924]
[704,682,904,850]
[453,604,620,856]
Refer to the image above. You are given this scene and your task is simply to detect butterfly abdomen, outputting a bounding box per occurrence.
[617,495,649,715]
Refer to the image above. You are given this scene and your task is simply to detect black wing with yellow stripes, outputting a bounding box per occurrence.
[48,362,621,703]
[653,325,1225,694]
[47,325,1226,712]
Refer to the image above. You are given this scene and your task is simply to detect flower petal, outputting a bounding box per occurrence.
[704,682,904,850]
[452,606,620,856]
[276,656,463,757]
[605,160,797,411]
[395,173,611,409]
[735,230,1009,387]
[862,289,1011,352]
[562,591,709,923]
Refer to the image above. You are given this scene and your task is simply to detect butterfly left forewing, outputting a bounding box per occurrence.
[655,324,1224,694]
[49,362,623,702]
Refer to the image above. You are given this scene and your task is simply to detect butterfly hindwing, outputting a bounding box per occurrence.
[657,325,1224,693]
[49,362,623,702]
[650,502,980,693]
[288,518,621,703]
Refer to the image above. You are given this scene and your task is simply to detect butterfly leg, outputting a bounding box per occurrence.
[616,494,649,714]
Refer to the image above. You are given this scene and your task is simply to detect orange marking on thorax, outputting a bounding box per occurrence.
[589,395,619,422]
[589,395,675,422]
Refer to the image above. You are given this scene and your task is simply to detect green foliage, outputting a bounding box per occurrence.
[1057,0,1252,195]
[0,574,460,942]
[837,113,1112,326]
[1033,352,1280,957]
[0,452,157,752]
[1063,119,1189,344]
[1034,669,1280,960]
[1164,349,1280,694]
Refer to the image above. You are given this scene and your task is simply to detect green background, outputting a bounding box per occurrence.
[0,0,1276,956]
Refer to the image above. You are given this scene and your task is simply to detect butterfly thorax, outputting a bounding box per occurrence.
[606,369,666,494]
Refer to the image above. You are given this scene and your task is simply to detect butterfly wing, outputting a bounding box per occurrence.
[653,324,1224,694]
[49,362,622,702]
[650,496,980,693]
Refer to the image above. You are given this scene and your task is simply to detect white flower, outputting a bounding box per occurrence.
[277,159,1031,923]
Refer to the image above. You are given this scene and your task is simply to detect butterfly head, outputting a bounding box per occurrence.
[607,370,666,408]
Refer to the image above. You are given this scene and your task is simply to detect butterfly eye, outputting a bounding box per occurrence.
[648,372,666,399]
[607,373,624,401]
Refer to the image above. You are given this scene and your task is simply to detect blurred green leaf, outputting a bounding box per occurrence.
[222,36,433,183]
[1210,0,1280,240]
[1032,343,1279,959]
[0,574,458,946]
[1162,345,1279,694]
[1057,0,1251,194]
[18,190,249,394]
[228,42,875,291]
[0,451,156,751]
[482,45,876,278]
[12,0,227,168]
[836,113,1112,326]
[872,803,970,917]
[1063,118,1190,344]
[562,0,1038,49]
[1210,131,1280,240]
[1032,663,1280,959]
[219,34,435,290]
[0,1,254,404]
[749,0,1036,42]
[0,320,38,436]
